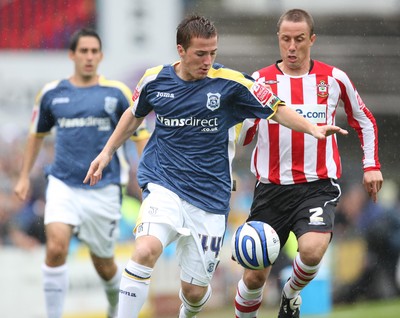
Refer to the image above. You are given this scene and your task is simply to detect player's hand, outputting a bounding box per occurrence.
[363,170,383,203]
[14,177,30,201]
[83,152,112,186]
[311,125,348,140]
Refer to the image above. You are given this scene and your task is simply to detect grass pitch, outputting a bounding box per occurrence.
[166,298,400,318]
[64,298,400,318]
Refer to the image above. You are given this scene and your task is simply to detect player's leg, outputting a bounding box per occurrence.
[42,222,73,318]
[178,282,211,318]
[42,176,77,318]
[234,182,290,318]
[74,185,121,318]
[90,254,121,318]
[278,179,340,318]
[278,232,329,318]
[118,235,163,318]
[177,201,226,318]
[118,183,182,318]
[77,184,123,318]
[234,267,270,318]
[283,232,329,297]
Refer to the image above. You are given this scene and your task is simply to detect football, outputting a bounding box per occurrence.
[231,221,280,270]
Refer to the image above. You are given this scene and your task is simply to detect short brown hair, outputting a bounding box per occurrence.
[69,28,102,52]
[176,15,217,50]
[277,9,314,36]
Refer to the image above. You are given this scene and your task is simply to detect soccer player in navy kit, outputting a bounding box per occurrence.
[14,28,149,318]
[234,9,383,318]
[84,15,347,318]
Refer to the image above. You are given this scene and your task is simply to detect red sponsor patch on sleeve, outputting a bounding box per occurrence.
[252,82,274,106]
[132,87,140,102]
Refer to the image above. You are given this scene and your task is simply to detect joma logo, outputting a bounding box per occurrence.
[156,92,175,98]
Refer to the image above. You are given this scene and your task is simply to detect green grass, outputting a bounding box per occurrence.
[64,298,400,318]
[162,298,400,318]
[326,299,400,318]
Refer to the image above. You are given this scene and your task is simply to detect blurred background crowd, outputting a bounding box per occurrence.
[0,0,399,316]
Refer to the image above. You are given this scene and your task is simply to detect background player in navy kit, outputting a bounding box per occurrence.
[234,9,383,318]
[14,28,149,318]
[83,15,348,318]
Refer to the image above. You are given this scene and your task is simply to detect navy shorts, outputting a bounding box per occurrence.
[247,179,341,248]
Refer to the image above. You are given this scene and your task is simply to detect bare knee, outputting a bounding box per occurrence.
[91,254,117,281]
[181,282,208,303]
[132,235,163,267]
[298,232,330,266]
[46,240,69,265]
[45,223,72,266]
[242,267,270,290]
[300,249,326,265]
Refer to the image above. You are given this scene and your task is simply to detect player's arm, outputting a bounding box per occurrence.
[84,109,144,186]
[115,79,151,157]
[272,104,348,139]
[336,71,383,202]
[14,134,45,201]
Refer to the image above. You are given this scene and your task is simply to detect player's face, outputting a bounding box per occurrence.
[277,20,316,75]
[177,36,218,81]
[69,36,103,80]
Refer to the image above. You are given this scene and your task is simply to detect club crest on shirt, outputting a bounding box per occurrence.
[317,80,329,98]
[104,96,118,114]
[207,262,216,273]
[206,92,221,111]
[136,223,143,233]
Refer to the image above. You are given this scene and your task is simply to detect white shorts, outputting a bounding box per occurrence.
[45,175,121,258]
[135,183,227,286]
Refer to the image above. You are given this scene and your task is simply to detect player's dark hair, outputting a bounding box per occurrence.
[277,9,314,36]
[176,15,217,50]
[69,28,102,52]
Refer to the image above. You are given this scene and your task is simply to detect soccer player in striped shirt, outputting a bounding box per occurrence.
[234,9,383,318]
[14,28,149,318]
[84,14,348,318]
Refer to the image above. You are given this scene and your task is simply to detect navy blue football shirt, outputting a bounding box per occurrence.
[31,76,149,188]
[132,63,282,215]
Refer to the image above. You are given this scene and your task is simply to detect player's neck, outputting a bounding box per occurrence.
[69,74,99,87]
[174,62,187,81]
[278,61,311,77]
[174,62,196,82]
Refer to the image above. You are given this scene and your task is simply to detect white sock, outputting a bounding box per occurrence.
[234,278,264,318]
[283,253,320,298]
[101,265,122,317]
[178,285,212,318]
[42,263,68,318]
[117,260,152,318]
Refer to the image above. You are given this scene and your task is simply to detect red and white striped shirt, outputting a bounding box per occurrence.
[240,60,380,185]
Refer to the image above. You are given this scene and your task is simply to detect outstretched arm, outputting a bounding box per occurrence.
[83,109,144,186]
[272,104,348,139]
[14,135,45,201]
